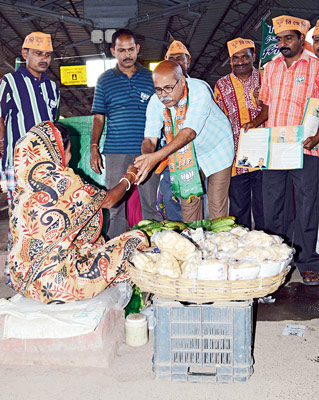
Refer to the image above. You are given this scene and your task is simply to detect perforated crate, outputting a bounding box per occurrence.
[153,297,253,383]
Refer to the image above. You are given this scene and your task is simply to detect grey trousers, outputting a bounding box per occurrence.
[180,166,232,222]
[104,153,162,239]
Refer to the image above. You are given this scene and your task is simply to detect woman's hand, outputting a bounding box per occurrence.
[126,164,138,179]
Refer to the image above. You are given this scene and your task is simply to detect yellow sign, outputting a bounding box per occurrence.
[60,65,87,85]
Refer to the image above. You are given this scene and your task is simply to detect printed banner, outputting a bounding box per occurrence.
[259,18,280,67]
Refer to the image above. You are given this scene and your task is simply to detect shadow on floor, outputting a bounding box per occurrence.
[257,279,319,321]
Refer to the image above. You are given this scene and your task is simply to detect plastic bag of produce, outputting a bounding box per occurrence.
[197,259,227,280]
[205,231,234,245]
[155,251,181,278]
[239,230,282,247]
[229,226,249,237]
[267,243,294,260]
[152,230,196,261]
[227,246,273,262]
[258,260,282,278]
[181,251,202,279]
[228,261,260,280]
[130,250,157,273]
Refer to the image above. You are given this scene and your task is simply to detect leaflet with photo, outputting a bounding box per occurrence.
[236,126,304,170]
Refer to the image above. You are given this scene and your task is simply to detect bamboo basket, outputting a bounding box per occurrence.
[125,260,291,303]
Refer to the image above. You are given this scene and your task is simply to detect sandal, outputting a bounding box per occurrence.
[301,271,319,286]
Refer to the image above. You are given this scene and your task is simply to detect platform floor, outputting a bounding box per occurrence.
[0,191,318,400]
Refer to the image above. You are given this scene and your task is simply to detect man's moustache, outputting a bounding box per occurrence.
[123,58,133,62]
[160,96,173,102]
[280,47,290,52]
[234,64,249,67]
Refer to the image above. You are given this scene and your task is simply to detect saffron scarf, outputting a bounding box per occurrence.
[214,68,262,176]
[163,83,203,200]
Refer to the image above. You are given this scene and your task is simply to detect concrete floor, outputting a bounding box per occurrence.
[0,190,319,399]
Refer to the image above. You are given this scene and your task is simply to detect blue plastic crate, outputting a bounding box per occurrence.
[153,297,253,383]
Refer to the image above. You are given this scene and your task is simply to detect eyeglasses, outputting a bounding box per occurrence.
[154,78,180,95]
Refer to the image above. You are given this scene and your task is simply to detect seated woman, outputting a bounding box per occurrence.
[8,121,148,304]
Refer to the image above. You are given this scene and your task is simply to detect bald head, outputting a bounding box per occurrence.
[153,60,183,81]
[153,60,186,108]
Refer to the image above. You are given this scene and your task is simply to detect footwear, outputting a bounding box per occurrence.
[301,271,319,286]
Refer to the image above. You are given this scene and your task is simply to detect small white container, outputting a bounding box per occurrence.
[125,313,148,347]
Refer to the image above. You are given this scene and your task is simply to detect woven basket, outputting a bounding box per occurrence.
[125,260,291,303]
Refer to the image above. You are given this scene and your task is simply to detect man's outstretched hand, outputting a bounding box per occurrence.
[134,152,160,184]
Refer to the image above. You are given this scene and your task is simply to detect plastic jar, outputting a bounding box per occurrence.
[125,313,148,347]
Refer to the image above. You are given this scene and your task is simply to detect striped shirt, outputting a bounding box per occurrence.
[259,51,319,156]
[91,63,154,154]
[144,78,235,177]
[0,66,60,167]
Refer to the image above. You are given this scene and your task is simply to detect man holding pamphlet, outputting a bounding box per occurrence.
[214,38,264,231]
[243,15,319,285]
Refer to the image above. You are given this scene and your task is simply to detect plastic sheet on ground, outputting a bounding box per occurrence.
[0,282,132,339]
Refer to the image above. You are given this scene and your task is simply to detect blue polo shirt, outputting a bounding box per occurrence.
[91,63,154,154]
[0,66,60,168]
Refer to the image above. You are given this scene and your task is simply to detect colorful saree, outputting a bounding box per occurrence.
[9,121,148,304]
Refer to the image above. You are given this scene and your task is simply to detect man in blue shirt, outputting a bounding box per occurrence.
[0,31,59,282]
[135,61,234,222]
[0,32,59,171]
[90,29,161,238]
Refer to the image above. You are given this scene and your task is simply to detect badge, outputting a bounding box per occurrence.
[140,92,150,102]
[50,99,57,108]
[295,76,305,83]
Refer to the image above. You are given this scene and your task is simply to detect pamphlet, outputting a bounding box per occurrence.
[301,98,319,141]
[236,125,304,170]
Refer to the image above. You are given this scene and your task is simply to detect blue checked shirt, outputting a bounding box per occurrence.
[144,78,234,176]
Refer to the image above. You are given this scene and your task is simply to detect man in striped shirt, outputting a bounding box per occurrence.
[243,16,319,285]
[90,29,161,239]
[0,31,59,282]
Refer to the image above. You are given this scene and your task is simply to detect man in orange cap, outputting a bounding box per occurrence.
[214,37,264,231]
[0,32,59,283]
[165,40,191,76]
[157,40,192,221]
[313,20,319,58]
[243,16,319,285]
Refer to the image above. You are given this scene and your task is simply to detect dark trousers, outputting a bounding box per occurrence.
[160,167,182,221]
[229,170,264,230]
[263,155,319,273]
[105,153,162,239]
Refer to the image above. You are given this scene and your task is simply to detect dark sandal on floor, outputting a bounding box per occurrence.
[301,271,319,286]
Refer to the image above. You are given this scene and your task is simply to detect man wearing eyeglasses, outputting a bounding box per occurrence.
[134,60,234,222]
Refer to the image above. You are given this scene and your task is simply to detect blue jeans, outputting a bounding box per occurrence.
[160,167,182,222]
